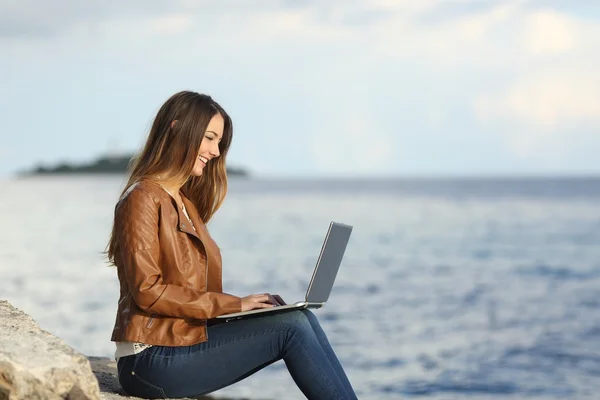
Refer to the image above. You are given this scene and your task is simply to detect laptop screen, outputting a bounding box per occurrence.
[305,222,353,303]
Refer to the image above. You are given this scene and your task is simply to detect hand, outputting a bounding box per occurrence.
[271,294,287,306]
[241,294,276,312]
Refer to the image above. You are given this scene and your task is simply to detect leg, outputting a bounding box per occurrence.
[301,309,357,398]
[117,310,357,400]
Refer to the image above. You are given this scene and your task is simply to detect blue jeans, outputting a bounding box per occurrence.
[117,309,357,399]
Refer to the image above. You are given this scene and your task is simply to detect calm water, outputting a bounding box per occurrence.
[1,176,599,400]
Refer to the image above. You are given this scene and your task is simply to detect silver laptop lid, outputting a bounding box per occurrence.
[305,222,353,303]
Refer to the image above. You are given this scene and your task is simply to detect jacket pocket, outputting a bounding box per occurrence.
[130,370,167,399]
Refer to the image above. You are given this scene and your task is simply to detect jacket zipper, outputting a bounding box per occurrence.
[179,200,209,339]
[147,314,155,328]
[205,253,209,339]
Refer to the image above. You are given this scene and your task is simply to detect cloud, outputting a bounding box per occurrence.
[310,112,395,175]
[473,71,600,159]
[1,0,599,175]
[524,9,578,55]
[474,73,600,129]
[0,0,317,38]
[467,6,600,160]
[0,0,165,38]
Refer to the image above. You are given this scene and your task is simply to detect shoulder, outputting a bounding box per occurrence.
[117,180,169,212]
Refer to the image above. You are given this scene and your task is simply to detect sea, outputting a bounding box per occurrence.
[1,175,599,400]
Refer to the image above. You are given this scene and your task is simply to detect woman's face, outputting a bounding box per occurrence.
[191,113,224,176]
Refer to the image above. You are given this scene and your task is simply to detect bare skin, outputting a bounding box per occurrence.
[241,294,287,311]
[157,113,286,312]
[158,113,224,202]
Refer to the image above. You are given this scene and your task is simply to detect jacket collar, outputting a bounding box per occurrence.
[139,179,202,241]
[180,194,203,240]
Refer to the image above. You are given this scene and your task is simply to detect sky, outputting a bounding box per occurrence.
[1,0,599,178]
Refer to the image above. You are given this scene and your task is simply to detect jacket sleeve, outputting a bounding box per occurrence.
[115,187,242,319]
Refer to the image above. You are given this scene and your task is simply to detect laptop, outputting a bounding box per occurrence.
[216,221,353,322]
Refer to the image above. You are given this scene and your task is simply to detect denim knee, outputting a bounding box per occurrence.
[275,310,312,333]
[300,308,317,321]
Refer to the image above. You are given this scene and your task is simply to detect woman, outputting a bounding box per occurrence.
[106,91,357,399]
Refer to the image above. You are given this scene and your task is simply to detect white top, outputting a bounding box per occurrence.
[115,341,152,360]
[114,191,195,360]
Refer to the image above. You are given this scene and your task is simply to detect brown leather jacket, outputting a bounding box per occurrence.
[110,180,242,346]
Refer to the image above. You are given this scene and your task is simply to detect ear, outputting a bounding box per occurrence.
[170,120,178,129]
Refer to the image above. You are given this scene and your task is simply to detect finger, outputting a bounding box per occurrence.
[264,293,276,303]
[273,294,287,305]
[253,302,274,309]
[253,294,270,303]
[266,294,279,306]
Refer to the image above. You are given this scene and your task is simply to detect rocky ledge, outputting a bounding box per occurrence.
[0,301,254,400]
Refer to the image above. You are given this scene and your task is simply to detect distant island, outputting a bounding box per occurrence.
[21,154,249,177]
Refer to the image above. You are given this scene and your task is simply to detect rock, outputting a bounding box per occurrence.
[0,300,262,400]
[0,300,101,400]
[89,356,243,400]
[87,357,123,400]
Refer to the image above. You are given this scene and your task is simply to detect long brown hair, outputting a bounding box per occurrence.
[106,91,233,264]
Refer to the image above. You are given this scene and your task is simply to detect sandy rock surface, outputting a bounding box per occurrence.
[0,300,101,400]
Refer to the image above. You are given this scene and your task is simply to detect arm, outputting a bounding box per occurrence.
[115,187,242,319]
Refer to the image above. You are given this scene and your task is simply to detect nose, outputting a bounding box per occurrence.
[210,142,220,158]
